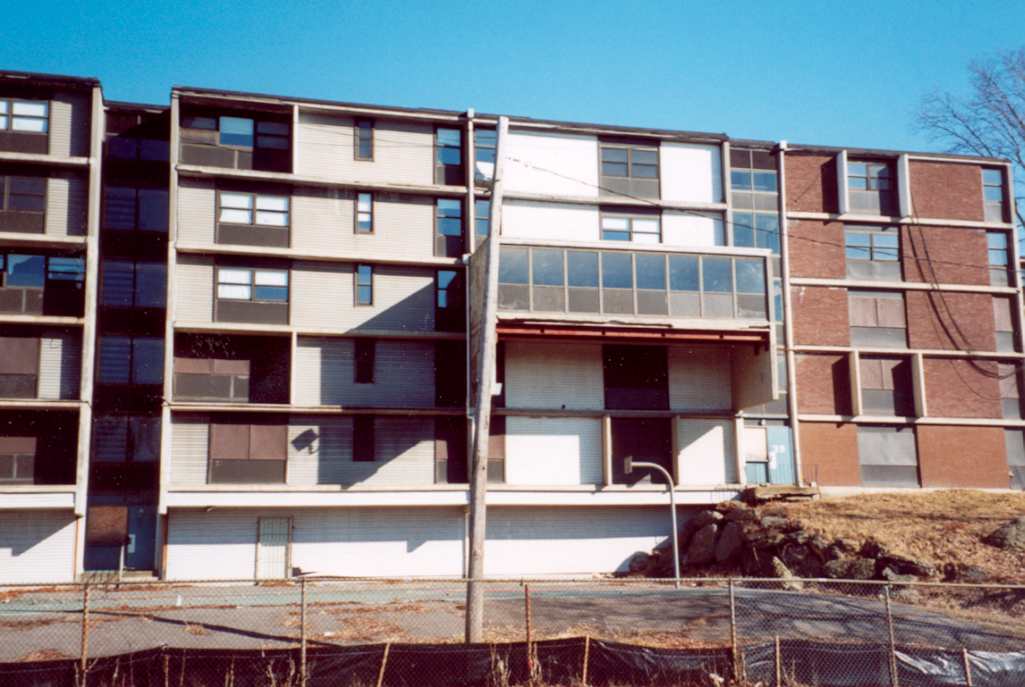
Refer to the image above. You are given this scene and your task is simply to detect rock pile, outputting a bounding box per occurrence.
[983,515,1025,551]
[625,501,942,582]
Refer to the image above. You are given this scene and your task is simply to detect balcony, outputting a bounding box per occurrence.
[172,333,289,404]
[496,241,772,329]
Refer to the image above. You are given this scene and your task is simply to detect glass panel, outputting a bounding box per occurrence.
[601,252,633,289]
[254,286,288,301]
[256,195,288,212]
[988,232,1008,249]
[257,121,289,135]
[848,177,868,191]
[357,193,372,212]
[12,101,47,117]
[601,147,628,162]
[735,258,765,294]
[99,337,131,383]
[602,217,628,230]
[437,198,462,217]
[632,149,658,164]
[436,128,461,146]
[101,260,134,306]
[47,257,85,282]
[567,251,598,287]
[733,212,755,247]
[437,270,457,289]
[133,339,164,385]
[632,163,658,178]
[219,117,254,147]
[357,285,373,304]
[10,177,45,195]
[356,264,373,285]
[475,199,490,236]
[475,129,497,146]
[874,233,899,261]
[0,116,6,129]
[183,116,216,130]
[0,102,7,113]
[104,187,136,229]
[499,247,528,284]
[755,214,780,252]
[983,168,1003,185]
[221,192,253,209]
[669,255,699,291]
[752,171,778,192]
[135,262,166,307]
[256,209,288,226]
[703,256,732,292]
[984,187,1004,201]
[848,162,867,177]
[12,118,46,133]
[731,170,753,190]
[635,254,665,290]
[218,268,251,284]
[632,218,659,237]
[256,135,288,149]
[219,208,252,224]
[255,271,288,286]
[7,255,44,286]
[217,284,250,299]
[990,249,1009,266]
[8,192,44,212]
[438,147,462,165]
[532,249,564,286]
[601,162,628,177]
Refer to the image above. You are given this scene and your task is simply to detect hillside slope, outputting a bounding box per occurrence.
[778,490,1025,583]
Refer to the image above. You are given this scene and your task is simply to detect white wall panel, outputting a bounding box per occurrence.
[293,337,435,407]
[166,509,257,580]
[662,211,724,247]
[502,200,599,242]
[49,92,91,158]
[660,143,722,203]
[484,507,670,576]
[504,341,604,410]
[668,347,732,411]
[170,415,210,487]
[38,330,80,400]
[505,417,602,485]
[173,256,214,323]
[287,416,353,486]
[45,173,87,237]
[0,511,76,584]
[176,179,215,244]
[676,419,736,485]
[505,130,599,197]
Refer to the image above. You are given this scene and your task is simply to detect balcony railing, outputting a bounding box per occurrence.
[497,244,770,322]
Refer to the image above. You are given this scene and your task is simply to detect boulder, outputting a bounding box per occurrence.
[860,538,884,559]
[627,551,652,574]
[685,523,719,566]
[881,567,917,584]
[771,557,804,590]
[983,516,1025,551]
[691,509,725,531]
[715,521,744,563]
[824,557,876,580]
[942,563,989,584]
[878,553,935,578]
[720,502,760,524]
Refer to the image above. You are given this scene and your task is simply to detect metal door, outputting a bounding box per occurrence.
[256,517,290,579]
[766,426,796,485]
[125,506,156,570]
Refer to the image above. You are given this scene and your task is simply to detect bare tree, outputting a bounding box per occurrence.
[917,48,1025,229]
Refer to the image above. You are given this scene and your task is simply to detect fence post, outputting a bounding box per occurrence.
[80,582,89,687]
[299,577,308,687]
[376,642,391,687]
[524,583,533,679]
[774,634,781,687]
[729,579,741,683]
[884,585,900,687]
[962,647,973,687]
[581,636,590,686]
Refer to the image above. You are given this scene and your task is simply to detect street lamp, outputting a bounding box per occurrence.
[624,457,680,589]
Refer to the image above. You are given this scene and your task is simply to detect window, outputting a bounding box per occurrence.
[1,175,46,211]
[92,416,160,463]
[730,148,779,254]
[599,143,659,198]
[217,268,289,302]
[435,198,464,257]
[474,128,497,183]
[857,425,918,487]
[0,437,35,483]
[859,356,914,416]
[0,336,39,397]
[844,226,900,280]
[602,345,669,410]
[256,121,289,149]
[994,297,1017,353]
[436,269,465,331]
[475,199,490,237]
[354,339,374,384]
[435,128,463,184]
[355,264,373,305]
[355,193,373,234]
[848,291,906,347]
[218,192,290,226]
[101,260,165,308]
[98,336,164,385]
[983,168,1005,222]
[102,186,168,232]
[4,254,44,287]
[1005,429,1025,489]
[999,363,1022,420]
[353,415,375,461]
[600,213,660,243]
[208,422,287,484]
[987,231,1010,286]
[848,160,896,215]
[0,99,48,133]
[354,119,374,160]
[731,151,778,192]
[219,117,254,147]
[733,212,780,253]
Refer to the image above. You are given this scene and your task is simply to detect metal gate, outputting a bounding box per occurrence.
[256,517,290,579]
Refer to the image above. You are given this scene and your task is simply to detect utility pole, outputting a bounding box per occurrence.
[465,115,509,643]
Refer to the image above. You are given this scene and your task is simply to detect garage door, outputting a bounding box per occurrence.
[0,511,76,584]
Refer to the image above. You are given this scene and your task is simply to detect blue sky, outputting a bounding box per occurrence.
[3,1,1024,152]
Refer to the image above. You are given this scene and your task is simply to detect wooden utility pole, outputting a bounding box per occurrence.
[465,115,509,643]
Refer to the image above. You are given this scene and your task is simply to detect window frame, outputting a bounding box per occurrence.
[354,118,374,161]
[599,211,662,243]
[354,192,374,234]
[434,197,464,257]
[0,98,49,134]
[599,143,660,180]
[98,335,164,386]
[354,338,375,384]
[215,267,290,304]
[354,264,374,306]
[982,167,1006,222]
[847,160,893,192]
[100,258,165,309]
[0,436,36,484]
[216,190,291,229]
[0,174,47,213]
[102,185,169,233]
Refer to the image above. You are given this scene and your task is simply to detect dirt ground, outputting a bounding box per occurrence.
[780,490,1025,583]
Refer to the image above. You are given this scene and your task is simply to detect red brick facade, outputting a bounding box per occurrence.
[787,219,845,279]
[917,425,1010,488]
[922,358,1001,419]
[905,291,997,351]
[791,286,849,346]
[901,225,990,285]
[795,354,851,415]
[908,161,985,222]
[785,153,839,214]
[798,422,860,486]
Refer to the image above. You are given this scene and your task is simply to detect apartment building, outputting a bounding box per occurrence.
[0,70,1021,584]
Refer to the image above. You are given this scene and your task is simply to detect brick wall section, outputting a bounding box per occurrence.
[791,286,849,345]
[795,353,852,415]
[909,161,984,222]
[917,425,1009,488]
[901,225,989,285]
[905,291,997,351]
[785,153,838,214]
[923,357,1001,418]
[788,219,845,278]
[799,421,860,486]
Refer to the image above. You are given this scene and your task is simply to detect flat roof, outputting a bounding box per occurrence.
[0,69,99,89]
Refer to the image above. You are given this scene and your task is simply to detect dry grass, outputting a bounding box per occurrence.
[779,490,1025,582]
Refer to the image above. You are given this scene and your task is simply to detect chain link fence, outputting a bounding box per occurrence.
[1,577,1023,686]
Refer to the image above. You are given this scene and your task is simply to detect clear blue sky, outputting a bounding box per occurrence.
[3,0,1024,153]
